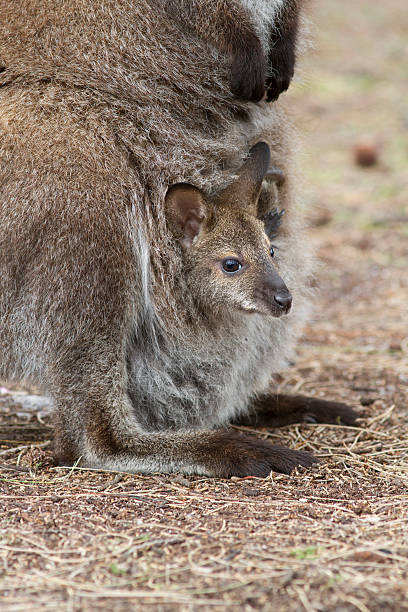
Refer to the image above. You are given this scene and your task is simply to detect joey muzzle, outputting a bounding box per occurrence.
[256,268,292,316]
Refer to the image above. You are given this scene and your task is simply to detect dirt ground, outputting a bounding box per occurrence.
[0,0,407,610]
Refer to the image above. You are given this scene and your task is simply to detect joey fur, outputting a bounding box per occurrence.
[0,1,357,478]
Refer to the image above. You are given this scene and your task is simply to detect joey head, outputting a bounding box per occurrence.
[165,145,292,320]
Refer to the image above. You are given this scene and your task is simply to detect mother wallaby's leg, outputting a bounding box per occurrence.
[233,394,359,428]
[55,389,319,477]
[50,303,318,477]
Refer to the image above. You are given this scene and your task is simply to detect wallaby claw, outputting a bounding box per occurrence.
[266,34,296,103]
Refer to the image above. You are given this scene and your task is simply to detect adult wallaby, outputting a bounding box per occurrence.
[0,1,357,477]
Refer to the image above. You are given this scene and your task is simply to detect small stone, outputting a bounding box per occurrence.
[389,341,401,351]
[353,142,379,167]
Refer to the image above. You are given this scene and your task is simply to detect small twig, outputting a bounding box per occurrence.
[0,463,30,473]
[0,445,33,457]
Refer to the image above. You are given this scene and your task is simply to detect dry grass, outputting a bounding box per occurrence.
[1,0,408,609]
[0,402,407,611]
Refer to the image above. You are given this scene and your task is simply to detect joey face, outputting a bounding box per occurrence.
[164,142,292,318]
[165,190,292,318]
[185,206,292,317]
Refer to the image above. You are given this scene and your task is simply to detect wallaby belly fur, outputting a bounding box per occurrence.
[0,1,315,476]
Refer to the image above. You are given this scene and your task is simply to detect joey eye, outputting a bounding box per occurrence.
[269,246,275,257]
[222,258,242,274]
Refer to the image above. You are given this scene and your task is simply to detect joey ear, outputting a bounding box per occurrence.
[215,142,271,213]
[257,165,286,218]
[165,183,207,248]
[261,207,285,240]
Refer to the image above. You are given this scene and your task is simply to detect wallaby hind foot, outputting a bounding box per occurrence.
[55,421,318,478]
[233,394,359,428]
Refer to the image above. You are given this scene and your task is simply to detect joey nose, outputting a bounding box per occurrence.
[274,292,292,313]
[256,268,292,317]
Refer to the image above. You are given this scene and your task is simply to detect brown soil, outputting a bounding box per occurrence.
[0,0,407,609]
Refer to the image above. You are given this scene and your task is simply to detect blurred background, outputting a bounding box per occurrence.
[282,0,408,401]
